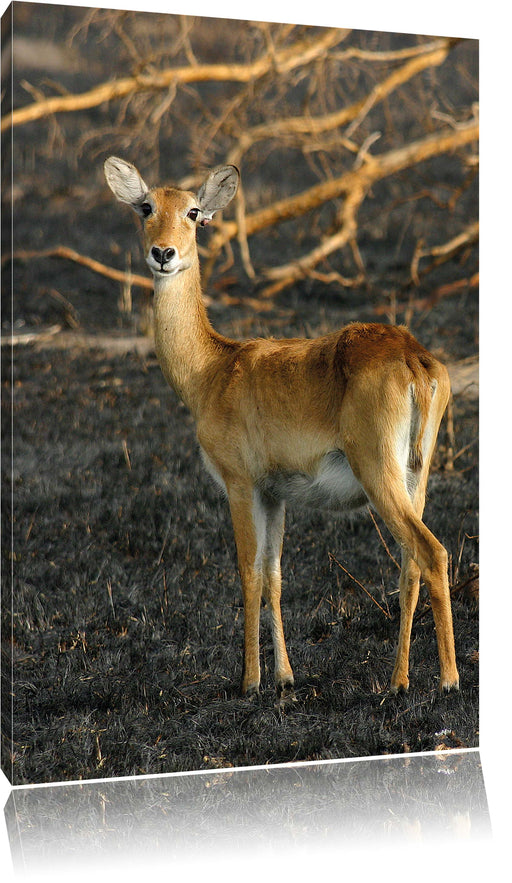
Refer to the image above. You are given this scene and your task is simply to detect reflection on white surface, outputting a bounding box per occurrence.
[4,749,489,877]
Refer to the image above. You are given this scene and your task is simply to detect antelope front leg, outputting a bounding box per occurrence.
[227,485,264,695]
[260,495,295,700]
[241,571,263,696]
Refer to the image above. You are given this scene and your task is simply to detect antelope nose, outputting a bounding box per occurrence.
[151,246,175,265]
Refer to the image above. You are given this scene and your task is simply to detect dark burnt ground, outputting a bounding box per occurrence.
[2,6,478,784]
[3,317,478,784]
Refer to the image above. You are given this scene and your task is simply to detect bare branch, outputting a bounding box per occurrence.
[2,29,343,132]
[227,38,459,167]
[411,221,479,285]
[8,18,477,319]
[5,246,153,290]
[206,117,478,294]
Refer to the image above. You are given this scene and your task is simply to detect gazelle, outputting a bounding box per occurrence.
[104,156,459,700]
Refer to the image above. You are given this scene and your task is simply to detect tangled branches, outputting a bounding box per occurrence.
[4,11,478,307]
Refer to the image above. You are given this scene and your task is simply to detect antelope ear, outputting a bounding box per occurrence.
[104,157,149,209]
[197,165,239,223]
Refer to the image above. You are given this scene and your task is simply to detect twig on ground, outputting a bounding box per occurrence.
[328,552,391,618]
[367,508,401,570]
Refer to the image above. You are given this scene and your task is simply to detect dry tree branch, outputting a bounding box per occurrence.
[330,40,462,63]
[372,220,479,319]
[6,120,478,304]
[226,38,459,167]
[4,246,153,290]
[5,245,258,312]
[373,273,479,320]
[410,221,479,285]
[6,24,476,311]
[211,118,478,250]
[1,28,342,132]
[261,185,365,296]
[204,117,478,294]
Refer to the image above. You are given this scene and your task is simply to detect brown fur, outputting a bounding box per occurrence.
[105,158,459,699]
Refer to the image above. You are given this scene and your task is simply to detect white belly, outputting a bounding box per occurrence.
[200,446,368,512]
[259,450,368,512]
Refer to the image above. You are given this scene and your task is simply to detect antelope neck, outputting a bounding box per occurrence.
[152,259,229,416]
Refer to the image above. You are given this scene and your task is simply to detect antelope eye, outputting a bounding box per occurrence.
[141,202,152,218]
[187,207,200,221]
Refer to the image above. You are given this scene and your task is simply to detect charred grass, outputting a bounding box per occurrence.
[3,341,478,784]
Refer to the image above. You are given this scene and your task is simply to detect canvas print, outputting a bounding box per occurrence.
[1,2,479,786]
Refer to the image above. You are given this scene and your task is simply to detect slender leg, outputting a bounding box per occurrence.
[391,551,421,691]
[259,495,295,698]
[346,443,458,691]
[227,485,264,695]
[377,490,458,691]
[389,388,458,692]
[391,477,426,692]
[342,370,458,691]
[228,484,294,697]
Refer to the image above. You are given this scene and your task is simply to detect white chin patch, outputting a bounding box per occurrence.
[156,266,180,277]
[147,258,182,277]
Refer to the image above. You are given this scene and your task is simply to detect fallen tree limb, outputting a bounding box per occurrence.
[5,244,263,311]
[227,37,459,166]
[1,29,342,132]
[410,221,479,285]
[2,324,63,346]
[213,118,478,249]
[206,116,478,293]
[5,245,153,290]
[373,272,479,319]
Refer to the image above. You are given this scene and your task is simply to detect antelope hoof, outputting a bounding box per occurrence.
[440,677,460,694]
[390,675,409,694]
[276,680,297,707]
[390,685,409,696]
[243,682,260,699]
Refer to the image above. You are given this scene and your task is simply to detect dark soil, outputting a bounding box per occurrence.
[1,5,478,785]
